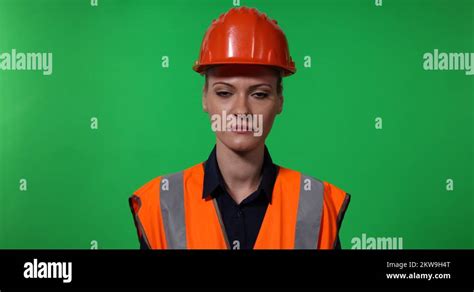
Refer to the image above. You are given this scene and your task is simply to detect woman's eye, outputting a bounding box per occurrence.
[252,92,269,99]
[216,91,232,97]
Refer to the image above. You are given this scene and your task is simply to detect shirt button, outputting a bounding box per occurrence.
[237,210,242,217]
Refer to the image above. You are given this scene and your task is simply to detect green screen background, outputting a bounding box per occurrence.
[0,0,472,249]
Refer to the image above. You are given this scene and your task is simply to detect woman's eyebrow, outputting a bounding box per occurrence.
[212,81,235,88]
[212,82,272,90]
[249,83,272,90]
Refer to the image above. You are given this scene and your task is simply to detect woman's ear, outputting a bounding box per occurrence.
[277,95,284,114]
[202,89,208,113]
[202,74,209,113]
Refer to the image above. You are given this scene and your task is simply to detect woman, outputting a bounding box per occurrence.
[129,6,351,249]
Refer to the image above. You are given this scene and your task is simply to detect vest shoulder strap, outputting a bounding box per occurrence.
[130,170,187,250]
[129,165,200,250]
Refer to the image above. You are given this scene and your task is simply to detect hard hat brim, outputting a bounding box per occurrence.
[193,62,296,77]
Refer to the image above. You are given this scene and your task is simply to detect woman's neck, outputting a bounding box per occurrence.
[215,140,265,204]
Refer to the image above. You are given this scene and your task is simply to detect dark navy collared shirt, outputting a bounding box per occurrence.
[202,145,278,250]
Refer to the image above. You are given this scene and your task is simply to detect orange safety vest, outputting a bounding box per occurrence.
[129,162,350,249]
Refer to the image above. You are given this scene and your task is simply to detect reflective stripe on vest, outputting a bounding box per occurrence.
[160,171,186,249]
[295,174,324,249]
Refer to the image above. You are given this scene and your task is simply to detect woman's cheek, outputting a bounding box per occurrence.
[262,112,277,136]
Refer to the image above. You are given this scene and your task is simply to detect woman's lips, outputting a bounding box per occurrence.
[232,129,253,134]
[228,125,254,133]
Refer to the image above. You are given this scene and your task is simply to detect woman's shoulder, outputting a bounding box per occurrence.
[130,175,162,204]
[277,165,349,197]
[131,162,204,199]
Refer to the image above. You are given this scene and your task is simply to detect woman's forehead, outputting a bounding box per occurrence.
[206,64,281,80]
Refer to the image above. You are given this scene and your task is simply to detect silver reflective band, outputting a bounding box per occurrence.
[294,174,324,249]
[160,171,187,249]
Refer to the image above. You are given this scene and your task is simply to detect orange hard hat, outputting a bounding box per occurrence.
[193,7,296,77]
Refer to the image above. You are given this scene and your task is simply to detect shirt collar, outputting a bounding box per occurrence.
[202,145,278,203]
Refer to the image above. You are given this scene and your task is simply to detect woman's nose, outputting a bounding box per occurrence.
[231,92,250,115]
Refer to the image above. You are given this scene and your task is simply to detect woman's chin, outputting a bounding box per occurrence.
[218,134,263,153]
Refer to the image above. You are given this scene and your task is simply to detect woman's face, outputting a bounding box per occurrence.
[203,64,283,153]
